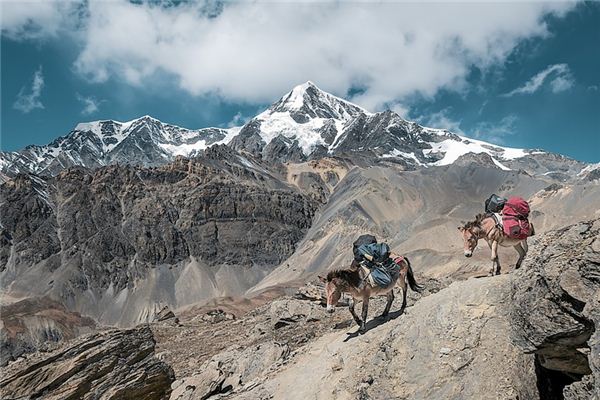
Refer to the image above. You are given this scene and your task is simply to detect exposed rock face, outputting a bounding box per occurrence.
[0,146,318,326]
[170,342,289,400]
[0,326,174,400]
[0,297,96,367]
[511,219,600,399]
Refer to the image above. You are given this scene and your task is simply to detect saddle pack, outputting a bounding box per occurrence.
[352,235,397,288]
[502,196,531,239]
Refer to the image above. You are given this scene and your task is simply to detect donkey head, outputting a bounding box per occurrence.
[318,275,342,313]
[458,223,479,258]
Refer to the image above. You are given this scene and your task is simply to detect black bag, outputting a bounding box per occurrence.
[485,194,507,213]
[353,234,377,261]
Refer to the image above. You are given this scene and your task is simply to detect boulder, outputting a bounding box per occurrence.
[0,325,174,400]
[511,219,600,399]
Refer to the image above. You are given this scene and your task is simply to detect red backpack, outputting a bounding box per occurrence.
[502,197,531,239]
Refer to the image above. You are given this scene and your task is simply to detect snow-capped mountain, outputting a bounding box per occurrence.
[0,81,590,181]
[229,82,587,177]
[0,116,238,180]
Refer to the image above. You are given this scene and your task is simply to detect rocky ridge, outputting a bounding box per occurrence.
[0,325,174,400]
[165,219,599,399]
[0,116,238,181]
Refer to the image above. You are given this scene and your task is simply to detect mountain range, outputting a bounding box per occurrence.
[2,81,596,183]
[0,82,600,384]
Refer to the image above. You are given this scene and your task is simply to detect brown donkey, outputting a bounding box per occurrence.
[458,213,534,276]
[318,256,423,332]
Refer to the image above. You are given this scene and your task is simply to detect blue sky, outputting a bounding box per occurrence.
[1,1,599,162]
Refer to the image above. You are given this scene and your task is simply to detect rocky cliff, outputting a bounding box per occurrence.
[0,326,174,399]
[0,145,319,326]
[512,219,600,399]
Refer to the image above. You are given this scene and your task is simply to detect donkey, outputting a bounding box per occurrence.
[458,213,534,276]
[318,256,423,333]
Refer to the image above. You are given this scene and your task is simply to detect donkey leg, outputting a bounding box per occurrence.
[348,297,362,326]
[380,290,394,319]
[514,243,526,269]
[360,298,369,332]
[399,279,408,314]
[491,241,501,276]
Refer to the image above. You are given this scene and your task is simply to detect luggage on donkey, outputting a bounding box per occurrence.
[352,236,398,288]
[484,193,507,213]
[352,234,378,261]
[502,196,532,240]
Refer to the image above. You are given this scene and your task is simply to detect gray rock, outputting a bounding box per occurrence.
[0,325,174,399]
[511,219,600,398]
[170,342,289,400]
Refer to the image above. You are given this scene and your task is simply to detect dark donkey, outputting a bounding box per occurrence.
[318,256,423,332]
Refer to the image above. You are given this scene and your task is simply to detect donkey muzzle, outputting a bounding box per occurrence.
[464,251,472,258]
[326,304,335,313]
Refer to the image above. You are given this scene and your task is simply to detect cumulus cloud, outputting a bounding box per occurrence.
[13,66,45,113]
[76,93,102,115]
[502,63,574,97]
[2,1,576,108]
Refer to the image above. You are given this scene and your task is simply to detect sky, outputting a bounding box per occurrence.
[1,0,599,162]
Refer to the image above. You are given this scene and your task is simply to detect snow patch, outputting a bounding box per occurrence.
[578,162,600,176]
[425,135,527,166]
[74,121,102,135]
[256,111,327,155]
[381,148,423,165]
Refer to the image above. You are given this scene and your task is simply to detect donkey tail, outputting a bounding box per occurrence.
[405,257,424,293]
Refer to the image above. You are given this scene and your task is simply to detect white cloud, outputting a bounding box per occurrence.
[549,75,574,93]
[390,103,410,119]
[416,108,466,136]
[0,1,81,40]
[226,111,249,128]
[13,66,45,113]
[502,63,574,97]
[2,1,576,108]
[76,93,102,115]
[472,115,518,144]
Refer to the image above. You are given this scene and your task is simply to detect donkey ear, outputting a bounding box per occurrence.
[317,275,326,283]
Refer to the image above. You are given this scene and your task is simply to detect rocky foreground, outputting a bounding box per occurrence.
[0,219,598,399]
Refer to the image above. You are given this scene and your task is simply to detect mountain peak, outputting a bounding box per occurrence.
[265,81,367,121]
